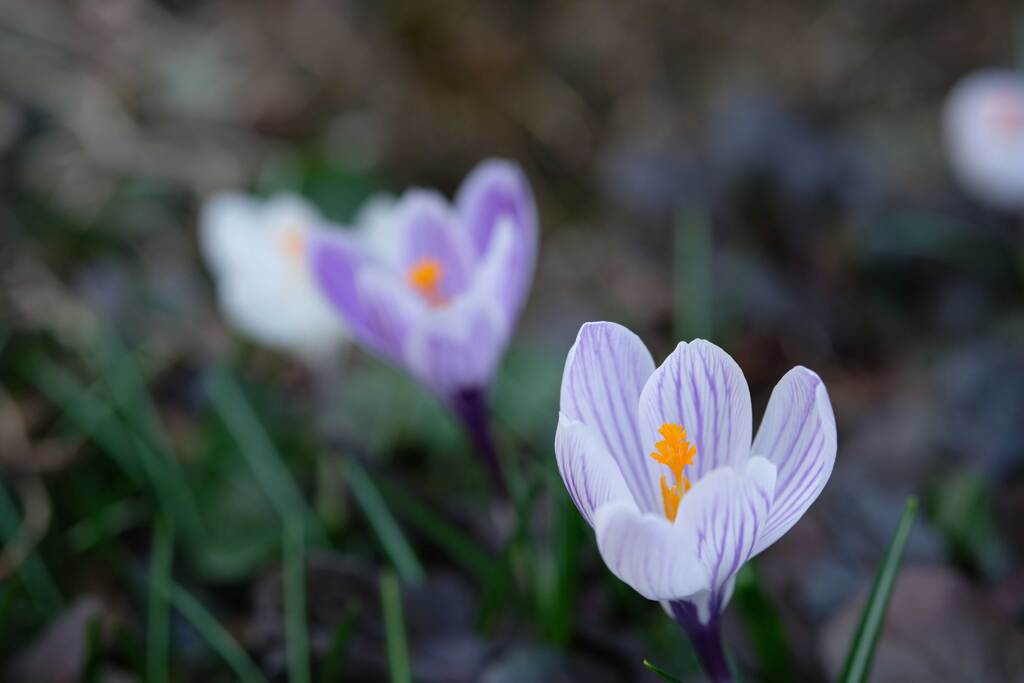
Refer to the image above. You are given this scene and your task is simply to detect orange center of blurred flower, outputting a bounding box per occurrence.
[278,227,306,262]
[987,92,1024,134]
[649,423,696,521]
[406,258,446,306]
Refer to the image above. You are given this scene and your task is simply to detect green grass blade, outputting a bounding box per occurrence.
[341,459,424,586]
[538,479,582,644]
[319,601,361,683]
[377,478,496,584]
[90,332,173,460]
[21,355,203,538]
[88,337,204,538]
[68,499,146,553]
[166,582,268,683]
[839,496,918,683]
[206,370,323,541]
[673,207,712,341]
[380,571,411,683]
[0,475,61,615]
[80,615,104,683]
[21,357,143,483]
[147,517,174,683]
[643,659,685,683]
[734,562,793,683]
[283,522,310,683]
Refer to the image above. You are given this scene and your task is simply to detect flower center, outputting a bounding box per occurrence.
[277,226,306,262]
[649,422,697,521]
[406,258,446,306]
[987,92,1024,135]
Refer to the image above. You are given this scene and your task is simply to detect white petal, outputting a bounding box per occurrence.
[199,192,346,359]
[944,69,1024,210]
[260,193,323,232]
[199,192,260,274]
[555,414,632,528]
[353,193,405,266]
[594,501,709,601]
[751,367,837,555]
[675,457,776,616]
[638,339,753,483]
[559,322,661,513]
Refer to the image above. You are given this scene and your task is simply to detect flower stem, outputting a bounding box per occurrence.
[449,388,508,499]
[670,601,732,683]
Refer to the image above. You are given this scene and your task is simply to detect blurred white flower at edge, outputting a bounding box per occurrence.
[943,68,1024,211]
[199,192,393,362]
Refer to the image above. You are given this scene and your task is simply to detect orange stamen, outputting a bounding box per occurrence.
[649,422,697,521]
[278,227,306,261]
[988,92,1024,134]
[406,258,446,306]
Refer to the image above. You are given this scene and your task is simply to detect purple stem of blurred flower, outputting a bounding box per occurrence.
[449,388,508,499]
[670,601,732,683]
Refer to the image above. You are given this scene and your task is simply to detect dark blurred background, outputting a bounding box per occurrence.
[2,1,1024,682]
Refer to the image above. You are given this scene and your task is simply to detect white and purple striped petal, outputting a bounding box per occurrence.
[594,501,709,601]
[403,218,519,395]
[676,457,776,620]
[559,322,663,514]
[555,414,633,527]
[405,298,503,397]
[638,340,753,482]
[455,159,537,319]
[310,232,423,365]
[751,367,837,555]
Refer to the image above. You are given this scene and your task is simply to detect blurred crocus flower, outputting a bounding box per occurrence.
[944,69,1024,210]
[556,322,836,680]
[200,193,348,360]
[310,160,537,492]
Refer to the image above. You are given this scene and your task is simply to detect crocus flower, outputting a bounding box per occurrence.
[556,322,836,681]
[310,160,537,492]
[944,69,1024,211]
[200,192,348,361]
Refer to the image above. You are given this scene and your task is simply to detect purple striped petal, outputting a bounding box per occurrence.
[394,190,475,300]
[405,296,504,396]
[310,232,423,364]
[555,414,633,528]
[677,457,776,619]
[594,502,709,601]
[455,159,537,318]
[638,340,753,484]
[751,367,837,555]
[559,322,662,513]
[456,159,537,257]
[402,219,524,395]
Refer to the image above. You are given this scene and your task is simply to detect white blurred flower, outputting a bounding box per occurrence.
[943,69,1024,210]
[352,192,401,261]
[199,192,348,360]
